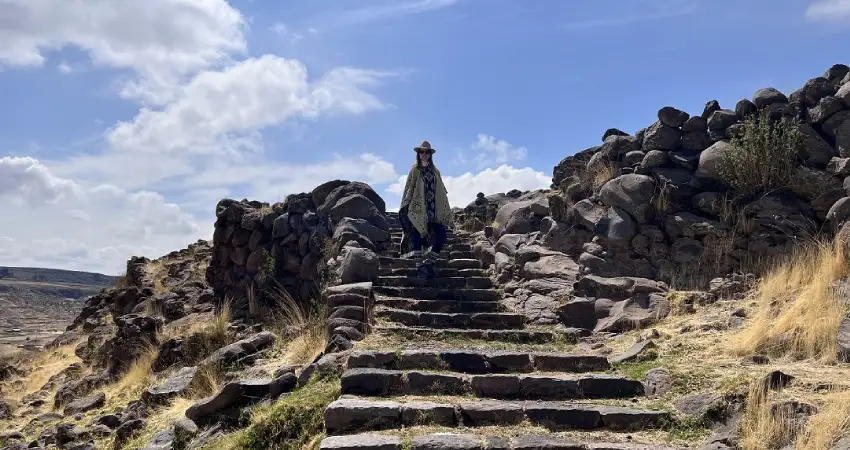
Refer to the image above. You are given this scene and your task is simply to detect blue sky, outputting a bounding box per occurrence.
[0,0,848,274]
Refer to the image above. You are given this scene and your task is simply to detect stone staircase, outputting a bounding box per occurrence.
[319,213,675,450]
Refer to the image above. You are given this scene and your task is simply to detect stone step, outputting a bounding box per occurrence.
[375,276,493,289]
[339,369,644,400]
[450,251,474,259]
[375,298,504,313]
[378,258,483,270]
[320,433,679,450]
[347,350,611,374]
[376,268,489,278]
[373,326,586,344]
[380,256,449,268]
[373,286,499,302]
[323,398,669,435]
[376,308,525,330]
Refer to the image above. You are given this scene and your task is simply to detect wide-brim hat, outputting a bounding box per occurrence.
[414,140,435,153]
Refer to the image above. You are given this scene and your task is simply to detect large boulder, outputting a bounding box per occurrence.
[599,174,656,223]
[837,83,850,108]
[595,206,637,244]
[658,106,690,128]
[752,87,788,108]
[493,196,549,237]
[317,182,386,217]
[599,135,640,160]
[337,247,379,284]
[798,123,838,167]
[333,218,390,248]
[695,140,732,181]
[311,180,351,209]
[328,194,388,230]
[552,146,598,188]
[643,121,681,150]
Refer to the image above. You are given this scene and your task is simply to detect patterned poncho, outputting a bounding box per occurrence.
[399,163,452,236]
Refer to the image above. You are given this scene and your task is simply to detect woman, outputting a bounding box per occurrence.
[399,140,452,274]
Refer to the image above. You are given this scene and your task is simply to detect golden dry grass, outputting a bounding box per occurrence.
[738,379,794,450]
[794,389,850,450]
[101,342,160,411]
[263,283,328,366]
[589,163,615,191]
[728,240,850,363]
[5,339,84,401]
[145,259,169,295]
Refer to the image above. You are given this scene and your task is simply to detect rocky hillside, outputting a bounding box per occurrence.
[2,66,850,450]
[0,267,118,351]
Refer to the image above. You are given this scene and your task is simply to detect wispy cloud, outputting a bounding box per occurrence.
[806,0,850,22]
[271,22,304,45]
[313,0,462,30]
[456,134,528,170]
[561,0,699,31]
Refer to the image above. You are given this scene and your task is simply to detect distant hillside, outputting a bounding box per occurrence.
[0,266,119,349]
[0,266,119,286]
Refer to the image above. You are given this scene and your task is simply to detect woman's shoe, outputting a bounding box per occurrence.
[424,263,438,278]
[416,263,431,279]
[404,250,422,260]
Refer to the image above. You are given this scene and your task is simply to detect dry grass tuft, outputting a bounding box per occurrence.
[145,260,169,295]
[795,389,850,450]
[739,378,795,450]
[588,162,615,191]
[5,340,83,401]
[729,240,850,362]
[264,283,328,366]
[105,343,160,406]
[115,271,132,288]
[189,364,224,399]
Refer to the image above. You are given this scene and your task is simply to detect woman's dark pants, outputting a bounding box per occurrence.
[411,223,447,254]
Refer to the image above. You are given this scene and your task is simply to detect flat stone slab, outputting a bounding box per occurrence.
[323,399,668,434]
[375,298,503,314]
[63,391,106,415]
[373,326,580,345]
[321,434,402,450]
[376,309,525,330]
[376,276,492,289]
[412,434,485,450]
[143,366,198,405]
[347,350,610,374]
[319,434,679,450]
[372,287,500,302]
[324,399,402,434]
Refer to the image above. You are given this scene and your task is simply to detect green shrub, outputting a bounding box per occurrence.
[717,108,803,200]
[208,376,340,450]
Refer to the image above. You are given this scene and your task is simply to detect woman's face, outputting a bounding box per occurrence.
[419,150,432,162]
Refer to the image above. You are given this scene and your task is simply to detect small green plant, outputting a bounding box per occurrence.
[207,376,341,450]
[262,251,277,279]
[717,108,803,200]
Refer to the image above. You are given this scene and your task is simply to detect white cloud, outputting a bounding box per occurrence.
[0,0,246,105]
[386,164,551,210]
[0,157,204,274]
[107,55,394,156]
[463,134,528,169]
[57,62,73,74]
[806,0,850,21]
[314,0,462,30]
[271,22,304,45]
